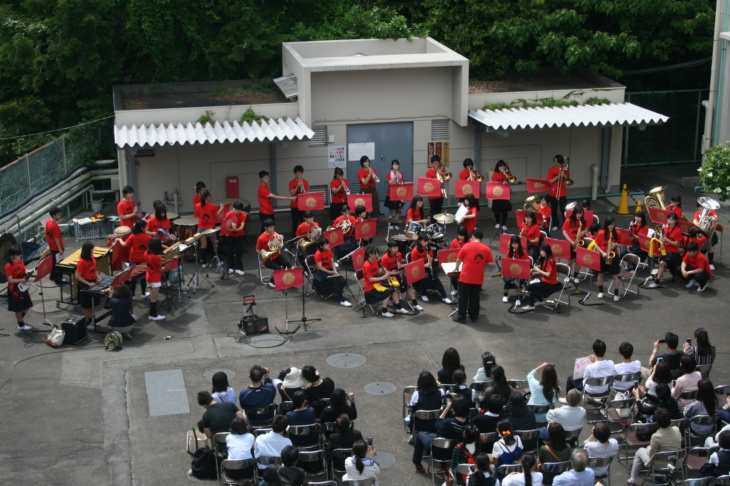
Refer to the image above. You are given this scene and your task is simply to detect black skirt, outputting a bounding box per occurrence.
[492,199,512,213]
[8,289,33,312]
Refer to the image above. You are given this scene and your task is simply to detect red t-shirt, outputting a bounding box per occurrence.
[508,247,530,261]
[459,169,471,180]
[76,257,97,281]
[547,166,569,198]
[289,178,309,208]
[593,229,618,254]
[541,258,558,284]
[670,206,683,220]
[562,218,586,241]
[425,168,441,199]
[117,199,137,228]
[662,225,683,253]
[126,232,152,263]
[195,203,219,229]
[333,215,356,236]
[492,171,508,184]
[520,223,541,246]
[457,241,493,285]
[450,238,465,250]
[683,251,711,278]
[145,252,162,283]
[539,205,552,226]
[630,223,649,240]
[296,221,319,238]
[693,209,717,222]
[225,210,247,237]
[256,232,280,260]
[45,219,63,251]
[463,207,478,233]
[330,179,349,204]
[381,251,402,272]
[258,184,273,215]
[193,193,201,208]
[686,235,707,250]
[362,259,380,292]
[358,168,376,189]
[146,216,171,236]
[410,245,433,263]
[406,208,425,225]
[5,260,26,295]
[314,248,335,271]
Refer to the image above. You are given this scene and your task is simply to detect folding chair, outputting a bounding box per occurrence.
[496,464,523,476]
[638,449,686,485]
[342,478,376,486]
[715,475,730,485]
[679,389,699,404]
[507,379,529,394]
[695,364,712,379]
[540,262,571,313]
[581,376,614,421]
[715,385,730,411]
[619,422,659,468]
[278,401,294,414]
[429,437,458,486]
[529,404,552,428]
[564,428,582,444]
[675,479,715,486]
[608,253,642,298]
[246,403,279,430]
[469,381,490,404]
[213,432,230,481]
[329,448,352,481]
[412,409,442,464]
[306,482,337,486]
[288,423,321,450]
[220,459,255,486]
[257,254,273,285]
[539,460,572,484]
[298,449,328,483]
[515,429,540,454]
[252,428,271,438]
[611,372,641,395]
[603,398,636,435]
[479,432,499,450]
[684,446,716,478]
[589,455,614,486]
[354,269,387,317]
[685,415,717,447]
[403,385,418,432]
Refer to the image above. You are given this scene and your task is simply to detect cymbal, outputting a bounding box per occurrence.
[381,217,401,223]
[433,213,455,224]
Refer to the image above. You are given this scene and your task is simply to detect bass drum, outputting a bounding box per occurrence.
[391,234,412,257]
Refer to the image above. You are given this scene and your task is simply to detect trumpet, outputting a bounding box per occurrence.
[260,232,284,262]
[297,178,305,194]
[369,168,380,184]
[341,181,350,195]
[395,171,404,184]
[468,169,484,182]
[606,235,615,264]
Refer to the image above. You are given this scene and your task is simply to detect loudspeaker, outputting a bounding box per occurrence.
[61,315,88,345]
[238,315,269,335]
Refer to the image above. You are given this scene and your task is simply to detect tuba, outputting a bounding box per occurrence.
[299,225,322,251]
[261,233,284,262]
[644,186,667,210]
[696,196,720,249]
[524,195,539,212]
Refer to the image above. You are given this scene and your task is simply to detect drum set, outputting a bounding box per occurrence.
[389,212,455,254]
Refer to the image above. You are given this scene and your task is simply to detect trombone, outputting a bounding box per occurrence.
[468,169,484,182]
[436,167,452,198]
[503,163,517,185]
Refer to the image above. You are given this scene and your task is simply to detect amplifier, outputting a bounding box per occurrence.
[61,315,89,345]
[239,315,269,336]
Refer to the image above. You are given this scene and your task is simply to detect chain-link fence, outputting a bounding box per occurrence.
[623,89,707,166]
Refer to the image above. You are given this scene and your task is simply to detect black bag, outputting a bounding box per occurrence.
[699,462,719,478]
[191,446,218,480]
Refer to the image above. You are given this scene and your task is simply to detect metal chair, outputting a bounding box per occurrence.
[288,423,321,450]
[257,254,273,284]
[279,401,294,414]
[608,253,643,297]
[507,379,529,393]
[686,415,717,447]
[455,463,475,478]
[541,262,571,313]
[539,460,572,484]
[305,482,337,486]
[684,447,716,478]
[619,422,659,468]
[611,371,642,394]
[402,386,417,432]
[588,455,614,486]
[564,428,582,444]
[714,385,730,408]
[695,364,712,379]
[496,464,523,476]
[298,449,328,483]
[220,459,255,486]
[354,268,387,317]
[530,404,553,427]
[638,449,687,485]
[515,429,541,454]
[213,432,230,481]
[412,409,442,464]
[679,389,699,403]
[428,437,458,486]
[329,447,352,481]
[581,375,614,421]
[675,479,714,486]
[341,478,376,486]
[252,428,272,438]
[479,432,499,450]
[603,397,636,425]
[246,403,279,430]
[470,381,490,404]
[714,475,730,485]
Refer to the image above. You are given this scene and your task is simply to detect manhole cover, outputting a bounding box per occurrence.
[203,369,237,381]
[326,353,366,369]
[246,334,287,348]
[375,451,396,468]
[364,382,397,395]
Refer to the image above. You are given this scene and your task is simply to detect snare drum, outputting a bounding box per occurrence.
[175,216,198,242]
[391,234,411,256]
[404,222,422,240]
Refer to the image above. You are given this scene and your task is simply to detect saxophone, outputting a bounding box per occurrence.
[606,235,615,264]
[575,221,584,247]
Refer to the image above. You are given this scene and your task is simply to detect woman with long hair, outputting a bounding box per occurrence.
[520,211,541,261]
[503,235,530,308]
[461,193,480,237]
[625,210,650,260]
[683,327,716,366]
[407,371,445,438]
[684,378,718,436]
[320,388,357,426]
[474,352,497,382]
[501,453,542,486]
[450,426,481,485]
[210,371,236,404]
[466,452,498,486]
[522,244,562,311]
[644,361,673,397]
[327,414,364,470]
[438,347,465,385]
[406,195,428,228]
[538,423,570,483]
[526,362,559,423]
[343,439,380,485]
[485,366,512,405]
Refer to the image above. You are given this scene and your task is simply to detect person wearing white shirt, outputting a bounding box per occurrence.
[565,339,614,394]
[582,422,619,477]
[540,389,586,443]
[254,415,293,469]
[613,342,641,391]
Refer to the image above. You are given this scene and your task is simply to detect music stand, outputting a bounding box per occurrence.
[184,234,204,293]
[30,255,55,329]
[272,267,320,338]
[160,256,182,313]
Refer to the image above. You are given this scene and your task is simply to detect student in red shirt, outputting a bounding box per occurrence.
[685,227,708,256]
[146,203,175,244]
[257,219,290,288]
[624,211,650,261]
[258,170,295,234]
[116,219,152,299]
[539,195,552,231]
[546,154,569,230]
[193,181,206,208]
[225,201,247,276]
[502,235,530,308]
[117,185,141,229]
[593,217,621,301]
[522,244,562,311]
[75,242,101,328]
[357,156,379,218]
[562,207,587,284]
[406,196,428,230]
[382,239,422,312]
[520,211,542,261]
[361,245,406,317]
[646,212,683,288]
[693,200,718,269]
[425,155,445,223]
[194,189,224,267]
[353,205,374,247]
[460,194,479,237]
[333,205,357,260]
[45,206,65,285]
[385,159,405,228]
[668,194,683,220]
[145,237,165,321]
[457,158,476,203]
[329,168,350,223]
[490,160,513,230]
[681,241,712,292]
[410,235,453,305]
[454,229,493,323]
[288,165,309,237]
[295,210,320,269]
[5,246,34,330]
[313,238,351,307]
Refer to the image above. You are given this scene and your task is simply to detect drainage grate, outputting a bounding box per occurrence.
[326,353,366,369]
[364,382,397,396]
[145,369,190,417]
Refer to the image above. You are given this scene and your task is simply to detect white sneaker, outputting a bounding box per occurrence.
[340,300,352,307]
[521,305,535,311]
[573,278,581,284]
[87,323,96,330]
[442,297,453,304]
[552,226,559,231]
[696,284,707,293]
[515,299,522,307]
[17,324,32,331]
[141,292,151,299]
[421,295,429,302]
[413,304,424,311]
[394,225,400,230]
[597,292,604,299]
[268,281,276,289]
[381,311,394,318]
[502,296,509,303]
[710,264,715,270]
[149,315,166,321]
[685,279,697,288]
[495,223,501,229]
[613,295,620,302]
[502,225,508,231]
[450,290,458,297]
[228,269,235,274]
[235,269,245,276]
[396,308,409,314]
[647,281,659,289]
[201,262,208,268]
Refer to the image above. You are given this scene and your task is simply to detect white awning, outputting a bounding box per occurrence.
[468,102,668,133]
[114,117,315,148]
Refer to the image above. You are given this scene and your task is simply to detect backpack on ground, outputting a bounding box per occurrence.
[190,446,218,480]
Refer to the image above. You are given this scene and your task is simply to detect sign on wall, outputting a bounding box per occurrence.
[328,146,346,168]
[348,142,375,162]
[427,141,450,167]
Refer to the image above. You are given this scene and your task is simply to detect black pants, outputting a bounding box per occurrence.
[414,270,447,299]
[680,267,710,287]
[50,250,61,283]
[227,235,243,271]
[566,376,584,392]
[334,237,357,260]
[330,202,344,223]
[314,271,345,301]
[429,197,444,223]
[259,212,274,234]
[290,207,301,237]
[264,255,289,271]
[548,195,567,228]
[457,281,481,320]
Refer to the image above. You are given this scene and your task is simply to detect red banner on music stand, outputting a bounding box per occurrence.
[437,249,459,266]
[347,194,372,212]
[638,234,660,254]
[298,192,325,211]
[566,209,594,225]
[677,220,694,234]
[388,183,414,201]
[514,209,545,227]
[455,180,480,198]
[486,182,511,200]
[355,219,377,239]
[273,267,304,291]
[403,258,426,284]
[323,227,344,248]
[576,246,602,271]
[502,258,531,279]
[499,233,527,255]
[417,177,442,197]
[33,256,53,282]
[616,229,632,246]
[351,247,366,272]
[648,207,672,226]
[544,237,571,260]
[111,266,134,288]
[526,178,551,194]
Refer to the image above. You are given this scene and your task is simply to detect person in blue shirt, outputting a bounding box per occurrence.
[239,364,276,422]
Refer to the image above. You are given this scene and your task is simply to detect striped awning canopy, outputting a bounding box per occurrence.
[114,117,315,148]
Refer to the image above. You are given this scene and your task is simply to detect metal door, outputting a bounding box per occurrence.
[347,122,413,216]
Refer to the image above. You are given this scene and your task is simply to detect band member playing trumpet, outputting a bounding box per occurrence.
[410,234,453,304]
[454,228,493,323]
[520,211,541,261]
[362,245,407,317]
[225,201,247,276]
[562,206,587,284]
[460,194,479,238]
[491,160,513,230]
[425,155,445,223]
[329,168,350,223]
[593,217,621,301]
[681,241,712,292]
[257,220,290,288]
[385,159,404,229]
[194,189,224,268]
[647,212,682,288]
[521,244,562,311]
[546,155,569,230]
[118,185,143,229]
[539,195,552,231]
[116,219,151,299]
[382,239,423,312]
[146,237,166,321]
[258,170,296,234]
[45,206,65,285]
[333,205,358,260]
[5,246,33,331]
[288,165,309,237]
[75,241,102,329]
[693,200,718,269]
[406,195,428,228]
[624,211,650,261]
[458,158,476,203]
[296,210,320,268]
[358,156,379,218]
[313,238,352,307]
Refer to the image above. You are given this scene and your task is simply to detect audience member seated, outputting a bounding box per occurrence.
[671,355,702,409]
[552,449,595,486]
[538,423,572,483]
[483,365,512,406]
[582,422,619,478]
[632,383,681,422]
[273,367,306,403]
[450,425,481,485]
[473,351,497,383]
[197,391,244,440]
[450,369,474,405]
[473,394,505,434]
[543,389,586,439]
[320,388,357,430]
[328,414,364,471]
[565,339,614,393]
[301,365,335,416]
[406,371,446,439]
[507,392,537,450]
[684,378,719,437]
[613,342,642,391]
[211,371,238,405]
[467,453,500,486]
[643,361,673,397]
[683,327,716,366]
[343,440,380,485]
[627,408,681,484]
[239,364,276,421]
[224,417,255,479]
[501,453,542,486]
[526,362,560,423]
[438,347,465,385]
[643,332,684,380]
[260,445,305,486]
[285,390,317,446]
[254,415,292,470]
[413,395,469,473]
[492,421,524,480]
[707,430,730,477]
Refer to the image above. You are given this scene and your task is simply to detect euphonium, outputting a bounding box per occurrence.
[695,196,720,247]
[606,235,615,264]
[644,186,667,210]
[524,195,539,212]
[261,232,284,262]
